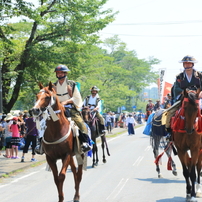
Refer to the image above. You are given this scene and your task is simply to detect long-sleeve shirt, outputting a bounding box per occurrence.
[126,117,135,126]
[25,117,38,136]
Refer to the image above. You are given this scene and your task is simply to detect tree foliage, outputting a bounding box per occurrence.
[1,0,116,113]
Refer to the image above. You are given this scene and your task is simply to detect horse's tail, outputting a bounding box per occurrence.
[102,134,110,156]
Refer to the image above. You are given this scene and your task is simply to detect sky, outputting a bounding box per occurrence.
[99,0,202,85]
[7,0,202,85]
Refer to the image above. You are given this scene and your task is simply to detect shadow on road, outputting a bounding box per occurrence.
[135,177,184,184]
[156,196,186,202]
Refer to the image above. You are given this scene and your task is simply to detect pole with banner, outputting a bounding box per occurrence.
[158,68,166,103]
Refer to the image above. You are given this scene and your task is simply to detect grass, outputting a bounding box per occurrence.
[0,160,46,180]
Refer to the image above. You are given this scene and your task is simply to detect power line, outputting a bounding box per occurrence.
[100,33,202,37]
[109,20,202,26]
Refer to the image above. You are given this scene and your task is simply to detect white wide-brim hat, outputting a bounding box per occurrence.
[5,113,14,121]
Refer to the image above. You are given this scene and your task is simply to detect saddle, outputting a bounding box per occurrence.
[171,106,202,134]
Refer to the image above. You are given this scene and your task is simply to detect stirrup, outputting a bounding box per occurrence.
[35,144,44,155]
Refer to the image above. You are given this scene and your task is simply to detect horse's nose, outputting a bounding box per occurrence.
[31,108,40,116]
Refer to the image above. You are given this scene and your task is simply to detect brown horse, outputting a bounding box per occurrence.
[173,86,202,201]
[82,107,110,167]
[31,82,83,202]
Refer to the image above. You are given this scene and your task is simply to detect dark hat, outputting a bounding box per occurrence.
[179,55,197,63]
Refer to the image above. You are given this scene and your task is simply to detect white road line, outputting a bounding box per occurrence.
[106,178,128,200]
[145,145,151,151]
[133,156,144,166]
[113,178,129,199]
[0,171,40,189]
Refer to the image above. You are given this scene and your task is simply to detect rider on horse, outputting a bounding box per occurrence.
[83,86,106,135]
[35,64,92,154]
[145,99,154,121]
[164,55,202,132]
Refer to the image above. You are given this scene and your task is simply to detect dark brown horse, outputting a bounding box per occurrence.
[82,107,110,167]
[173,86,202,201]
[31,82,83,202]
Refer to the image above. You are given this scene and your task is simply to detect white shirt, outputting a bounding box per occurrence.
[56,78,83,111]
[126,117,135,126]
[83,94,101,112]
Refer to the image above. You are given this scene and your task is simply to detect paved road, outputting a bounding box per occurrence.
[1,126,202,202]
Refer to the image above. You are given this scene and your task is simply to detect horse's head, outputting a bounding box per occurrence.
[183,86,200,134]
[82,107,91,122]
[32,82,59,117]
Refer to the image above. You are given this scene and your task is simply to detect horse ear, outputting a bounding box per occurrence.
[38,82,44,89]
[48,81,53,91]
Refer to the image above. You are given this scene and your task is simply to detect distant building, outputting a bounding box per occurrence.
[143,87,158,101]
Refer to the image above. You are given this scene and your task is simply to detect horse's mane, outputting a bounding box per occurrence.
[188,91,197,106]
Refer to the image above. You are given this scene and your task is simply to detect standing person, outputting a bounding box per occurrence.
[164,93,172,109]
[145,99,154,121]
[105,112,112,134]
[165,55,202,132]
[0,120,4,155]
[10,117,21,159]
[18,112,26,138]
[126,114,135,135]
[21,110,38,162]
[3,113,13,158]
[83,86,106,134]
[110,112,115,129]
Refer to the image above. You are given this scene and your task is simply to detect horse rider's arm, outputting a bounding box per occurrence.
[67,85,83,110]
[173,80,183,102]
[93,99,101,111]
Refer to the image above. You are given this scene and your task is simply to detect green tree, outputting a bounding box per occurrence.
[77,36,160,112]
[1,0,116,113]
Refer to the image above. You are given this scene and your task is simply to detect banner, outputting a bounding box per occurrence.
[163,82,172,98]
[158,69,166,102]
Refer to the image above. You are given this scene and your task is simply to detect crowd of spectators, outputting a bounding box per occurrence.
[102,111,145,134]
[0,110,38,162]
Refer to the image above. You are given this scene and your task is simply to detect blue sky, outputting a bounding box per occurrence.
[100,0,202,84]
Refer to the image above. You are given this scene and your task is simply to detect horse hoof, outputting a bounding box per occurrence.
[103,159,107,163]
[186,194,191,202]
[158,173,163,178]
[74,200,79,202]
[172,170,177,176]
[196,192,202,198]
[189,196,198,202]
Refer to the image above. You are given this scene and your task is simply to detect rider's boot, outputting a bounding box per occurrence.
[35,138,44,155]
[79,132,92,153]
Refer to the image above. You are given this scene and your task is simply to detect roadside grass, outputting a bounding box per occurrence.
[0,160,46,180]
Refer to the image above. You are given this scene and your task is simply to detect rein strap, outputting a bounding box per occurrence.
[42,125,71,145]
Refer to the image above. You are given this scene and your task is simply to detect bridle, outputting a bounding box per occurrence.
[33,88,72,145]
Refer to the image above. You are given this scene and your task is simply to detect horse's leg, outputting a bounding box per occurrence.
[101,135,106,163]
[189,149,201,200]
[46,155,65,202]
[177,150,192,200]
[196,153,202,198]
[152,134,162,178]
[70,156,82,202]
